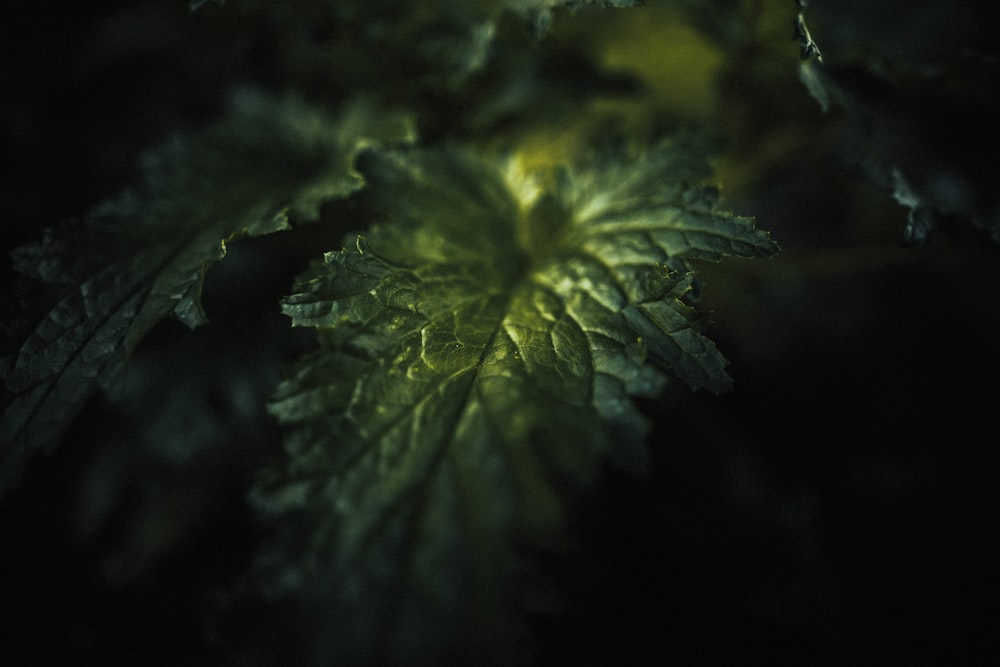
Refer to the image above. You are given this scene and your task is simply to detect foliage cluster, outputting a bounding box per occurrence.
[2,1,998,664]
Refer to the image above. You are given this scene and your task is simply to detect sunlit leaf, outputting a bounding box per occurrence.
[255,134,778,662]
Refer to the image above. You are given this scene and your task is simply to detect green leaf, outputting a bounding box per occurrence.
[256,134,778,661]
[0,90,415,496]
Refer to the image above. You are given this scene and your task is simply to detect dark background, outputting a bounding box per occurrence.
[2,1,999,664]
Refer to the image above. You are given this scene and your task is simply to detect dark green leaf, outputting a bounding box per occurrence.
[0,91,415,495]
[255,134,778,662]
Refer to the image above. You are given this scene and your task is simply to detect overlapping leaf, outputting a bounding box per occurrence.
[256,134,778,662]
[0,90,415,495]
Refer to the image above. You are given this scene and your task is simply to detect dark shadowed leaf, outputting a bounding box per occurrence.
[0,91,415,495]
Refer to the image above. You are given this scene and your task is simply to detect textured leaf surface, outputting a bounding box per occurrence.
[0,91,415,495]
[256,135,778,662]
